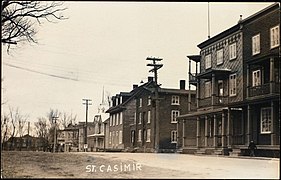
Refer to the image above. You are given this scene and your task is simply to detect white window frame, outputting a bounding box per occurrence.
[113,114,115,126]
[171,110,180,123]
[252,34,260,55]
[134,112,136,124]
[146,129,151,142]
[139,112,142,124]
[147,110,151,124]
[120,112,123,125]
[229,42,237,60]
[252,70,261,87]
[270,25,279,49]
[148,96,151,106]
[131,130,135,143]
[260,107,272,134]
[205,81,211,98]
[216,49,224,65]
[138,129,142,142]
[229,74,237,97]
[116,113,119,126]
[109,132,112,144]
[171,130,177,143]
[119,130,122,144]
[171,95,180,105]
[139,98,142,107]
[205,54,211,69]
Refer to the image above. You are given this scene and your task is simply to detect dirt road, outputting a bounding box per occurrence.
[1,151,279,179]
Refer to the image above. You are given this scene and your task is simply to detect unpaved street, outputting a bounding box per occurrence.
[1,151,279,179]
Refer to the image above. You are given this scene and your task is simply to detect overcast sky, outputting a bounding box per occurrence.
[1,2,274,130]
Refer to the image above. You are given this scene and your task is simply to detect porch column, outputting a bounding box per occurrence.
[246,64,250,98]
[271,101,276,145]
[182,120,186,147]
[211,73,216,106]
[247,105,251,145]
[205,116,208,147]
[188,59,191,112]
[196,79,200,109]
[227,108,232,147]
[222,112,226,148]
[213,114,217,148]
[270,57,275,94]
[196,117,200,148]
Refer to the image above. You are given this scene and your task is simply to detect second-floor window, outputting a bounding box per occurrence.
[252,70,261,87]
[229,74,237,96]
[134,112,136,124]
[120,112,123,125]
[205,54,211,69]
[139,98,142,107]
[171,110,180,123]
[171,95,180,105]
[229,43,237,60]
[216,49,224,65]
[148,96,151,106]
[147,110,151,124]
[252,34,260,55]
[139,112,142,124]
[119,130,122,144]
[270,25,279,49]
[205,81,211,98]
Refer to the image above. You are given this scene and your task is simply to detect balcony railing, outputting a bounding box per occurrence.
[248,82,280,97]
[198,96,229,108]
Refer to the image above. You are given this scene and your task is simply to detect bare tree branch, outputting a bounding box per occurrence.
[1,1,67,51]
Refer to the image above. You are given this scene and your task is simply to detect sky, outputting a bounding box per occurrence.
[1,2,275,131]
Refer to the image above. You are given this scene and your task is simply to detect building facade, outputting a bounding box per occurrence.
[178,3,280,157]
[106,77,196,153]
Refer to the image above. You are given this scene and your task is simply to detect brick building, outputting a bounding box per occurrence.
[106,77,196,152]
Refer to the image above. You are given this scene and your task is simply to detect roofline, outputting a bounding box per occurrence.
[197,2,279,49]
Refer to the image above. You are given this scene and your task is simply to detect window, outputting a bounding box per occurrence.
[146,129,151,142]
[139,98,142,107]
[110,115,112,126]
[109,132,112,144]
[171,130,177,143]
[116,113,119,125]
[252,70,261,87]
[229,43,237,60]
[229,74,237,96]
[120,112,123,125]
[270,25,279,49]
[131,130,135,143]
[112,131,115,145]
[252,34,260,55]
[148,96,151,106]
[171,95,180,105]
[139,112,142,124]
[205,81,211,98]
[171,110,180,123]
[261,108,272,134]
[134,112,136,124]
[217,49,224,65]
[205,54,211,69]
[116,131,119,144]
[147,110,151,124]
[138,129,142,142]
[113,114,115,126]
[119,130,122,144]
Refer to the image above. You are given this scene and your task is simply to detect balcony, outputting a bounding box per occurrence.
[199,96,229,108]
[189,73,197,86]
[248,82,280,97]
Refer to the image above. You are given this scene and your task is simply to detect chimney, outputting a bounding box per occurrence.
[148,76,154,82]
[238,14,243,23]
[133,84,138,89]
[180,80,185,90]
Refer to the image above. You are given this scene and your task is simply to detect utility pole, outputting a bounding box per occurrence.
[82,98,92,152]
[52,116,59,153]
[146,56,163,153]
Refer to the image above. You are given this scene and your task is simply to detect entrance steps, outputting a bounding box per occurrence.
[195,148,206,155]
